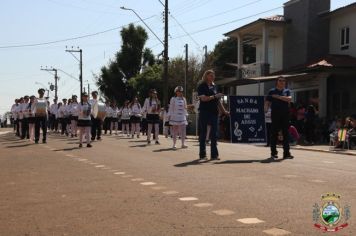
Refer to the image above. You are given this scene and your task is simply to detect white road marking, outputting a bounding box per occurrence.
[95,165,105,168]
[310,179,326,183]
[65,154,76,158]
[90,162,99,165]
[283,175,298,178]
[237,218,265,224]
[140,182,157,186]
[263,228,291,235]
[131,178,144,181]
[323,161,335,164]
[122,175,133,178]
[163,191,179,195]
[179,197,198,201]
[151,186,166,190]
[78,158,87,162]
[194,203,213,208]
[114,172,126,175]
[212,209,235,216]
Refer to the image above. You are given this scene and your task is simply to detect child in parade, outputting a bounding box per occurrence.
[77,92,92,148]
[168,86,188,149]
[130,96,142,138]
[143,89,161,145]
[121,100,131,136]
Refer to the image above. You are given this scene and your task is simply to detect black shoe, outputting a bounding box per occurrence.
[283,153,294,159]
[97,137,102,141]
[147,140,151,145]
[199,154,207,160]
[79,143,82,148]
[211,156,221,160]
[87,143,92,148]
[155,141,160,145]
[35,140,39,144]
[271,153,278,159]
[91,137,95,141]
[42,140,47,144]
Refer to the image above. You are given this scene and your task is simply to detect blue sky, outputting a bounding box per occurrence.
[0,0,354,115]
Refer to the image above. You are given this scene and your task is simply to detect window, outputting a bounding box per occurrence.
[340,27,350,50]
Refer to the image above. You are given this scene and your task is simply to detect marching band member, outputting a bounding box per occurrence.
[17,97,24,138]
[28,95,36,141]
[120,100,131,136]
[104,101,113,135]
[89,91,102,141]
[77,92,92,148]
[21,96,30,139]
[11,99,19,136]
[49,98,58,132]
[70,95,79,137]
[110,101,119,135]
[66,98,72,136]
[160,105,171,138]
[168,86,188,149]
[130,96,142,138]
[58,98,68,136]
[32,88,48,144]
[143,89,161,145]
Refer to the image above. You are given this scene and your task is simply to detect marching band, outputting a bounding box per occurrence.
[9,87,190,149]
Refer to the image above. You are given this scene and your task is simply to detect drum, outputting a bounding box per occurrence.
[93,102,106,120]
[35,102,47,117]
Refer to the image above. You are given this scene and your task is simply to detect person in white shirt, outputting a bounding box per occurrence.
[11,99,20,136]
[121,100,131,136]
[21,96,30,139]
[70,95,80,137]
[49,99,58,132]
[32,88,49,144]
[77,92,92,148]
[58,98,68,136]
[130,96,142,138]
[16,97,24,138]
[143,89,161,145]
[104,101,113,135]
[160,105,171,138]
[66,98,72,136]
[110,101,119,135]
[27,95,36,141]
[168,86,188,149]
[89,91,102,140]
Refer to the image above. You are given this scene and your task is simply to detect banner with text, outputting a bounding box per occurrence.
[229,96,266,143]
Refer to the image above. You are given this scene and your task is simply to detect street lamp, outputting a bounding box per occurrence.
[120,4,169,106]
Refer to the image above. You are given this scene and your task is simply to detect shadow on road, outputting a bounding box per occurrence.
[5,143,33,148]
[129,144,148,148]
[214,158,285,164]
[174,159,210,167]
[52,147,80,151]
[153,148,175,152]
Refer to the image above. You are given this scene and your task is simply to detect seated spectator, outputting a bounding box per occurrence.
[347,115,356,149]
[277,124,300,146]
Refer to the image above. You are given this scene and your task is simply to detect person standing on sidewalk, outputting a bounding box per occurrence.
[197,69,229,160]
[265,76,294,160]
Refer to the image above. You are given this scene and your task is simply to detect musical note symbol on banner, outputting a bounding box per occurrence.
[234,122,242,141]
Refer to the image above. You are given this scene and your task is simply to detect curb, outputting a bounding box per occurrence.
[290,146,356,156]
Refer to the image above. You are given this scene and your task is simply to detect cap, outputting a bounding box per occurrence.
[24,95,30,99]
[82,92,89,97]
[62,98,67,101]
[91,91,98,95]
[38,88,45,93]
[174,86,183,93]
[72,95,78,99]
[30,95,36,99]
[150,89,157,94]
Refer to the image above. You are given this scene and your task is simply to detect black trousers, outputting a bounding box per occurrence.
[60,118,68,135]
[21,118,29,139]
[91,117,102,140]
[270,111,290,155]
[35,116,47,142]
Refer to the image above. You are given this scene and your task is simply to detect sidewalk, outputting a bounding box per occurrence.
[290,144,356,156]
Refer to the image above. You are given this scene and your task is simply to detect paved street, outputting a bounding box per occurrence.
[0,130,355,236]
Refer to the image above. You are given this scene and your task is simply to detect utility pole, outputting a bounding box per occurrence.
[40,66,59,101]
[203,45,208,62]
[65,47,83,98]
[88,83,90,98]
[184,44,188,97]
[163,0,169,106]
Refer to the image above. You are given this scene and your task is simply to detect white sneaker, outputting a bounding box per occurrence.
[172,145,177,150]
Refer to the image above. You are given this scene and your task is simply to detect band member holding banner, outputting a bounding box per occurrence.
[89,91,102,141]
[32,88,48,144]
[168,86,188,149]
[197,70,228,160]
[265,76,294,159]
[78,92,92,148]
[143,89,161,145]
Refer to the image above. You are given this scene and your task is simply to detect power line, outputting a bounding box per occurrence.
[172,6,283,38]
[0,16,156,49]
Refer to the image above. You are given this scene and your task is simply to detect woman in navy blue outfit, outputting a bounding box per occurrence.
[197,70,229,160]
